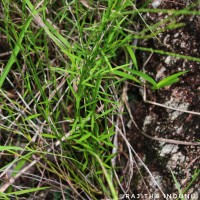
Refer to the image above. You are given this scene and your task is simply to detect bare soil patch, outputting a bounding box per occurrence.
[120,1,200,199]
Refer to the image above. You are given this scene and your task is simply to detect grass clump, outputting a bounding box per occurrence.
[0,0,199,199]
[0,1,136,199]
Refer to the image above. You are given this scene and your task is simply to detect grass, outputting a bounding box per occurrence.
[0,0,199,199]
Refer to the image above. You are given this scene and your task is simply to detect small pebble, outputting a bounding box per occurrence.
[152,0,162,8]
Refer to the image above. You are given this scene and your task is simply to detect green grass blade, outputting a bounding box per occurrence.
[125,68,158,87]
[133,46,200,62]
[7,187,49,195]
[0,16,33,88]
[112,70,140,83]
[170,168,185,200]
[89,151,118,200]
[125,45,138,70]
[0,146,23,151]
[156,71,188,89]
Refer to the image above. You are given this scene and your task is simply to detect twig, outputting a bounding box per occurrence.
[124,84,200,145]
[0,51,12,57]
[0,128,71,193]
[108,117,166,197]
[0,159,38,192]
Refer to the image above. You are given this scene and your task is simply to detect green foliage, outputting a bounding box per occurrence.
[0,0,199,199]
[111,66,188,90]
[170,169,185,200]
[152,71,188,90]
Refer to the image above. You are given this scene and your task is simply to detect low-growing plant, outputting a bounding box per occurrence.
[0,0,199,199]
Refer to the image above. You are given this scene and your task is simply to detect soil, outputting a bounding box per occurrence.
[0,1,199,199]
[120,1,200,199]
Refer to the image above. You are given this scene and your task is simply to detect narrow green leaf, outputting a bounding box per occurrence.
[0,16,33,88]
[102,140,116,148]
[170,169,185,200]
[126,46,138,70]
[77,142,92,150]
[7,187,49,195]
[88,151,118,200]
[12,153,32,176]
[0,192,9,200]
[99,131,116,141]
[112,70,140,83]
[152,78,179,90]
[45,20,71,49]
[126,68,157,87]
[25,0,78,63]
[104,153,116,163]
[156,71,188,89]
[76,132,92,143]
[0,146,23,151]
[41,133,57,139]
[133,45,200,62]
[24,114,41,121]
[96,107,118,119]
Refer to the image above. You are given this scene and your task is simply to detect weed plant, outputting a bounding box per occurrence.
[0,0,199,199]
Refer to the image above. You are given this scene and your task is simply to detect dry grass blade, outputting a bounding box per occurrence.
[143,83,200,116]
[122,84,200,145]
[0,130,72,193]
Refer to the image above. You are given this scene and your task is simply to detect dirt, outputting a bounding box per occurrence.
[0,1,199,199]
[120,1,200,199]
